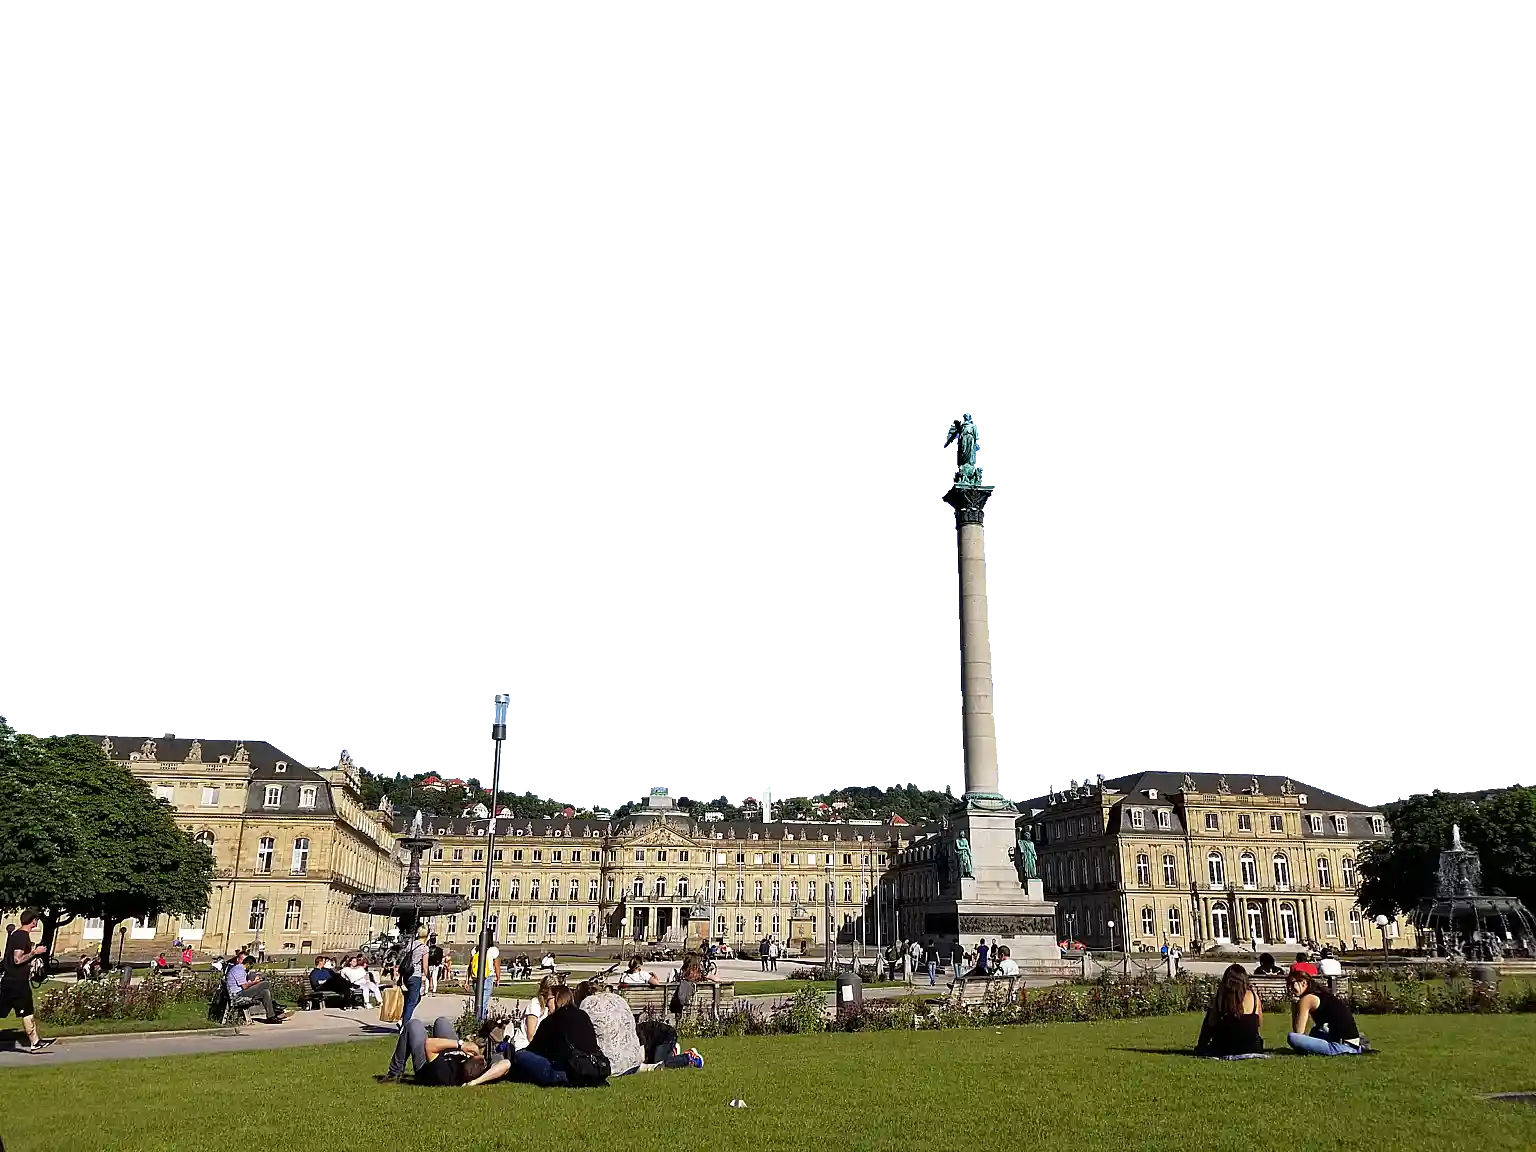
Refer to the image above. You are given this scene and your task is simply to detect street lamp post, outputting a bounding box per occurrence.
[824,856,833,969]
[475,693,510,1020]
[1374,914,1391,964]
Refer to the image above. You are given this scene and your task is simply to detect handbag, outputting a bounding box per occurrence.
[379,985,405,1024]
[564,1041,611,1085]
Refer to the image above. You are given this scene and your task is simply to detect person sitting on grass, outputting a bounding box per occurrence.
[471,985,604,1087]
[1252,952,1284,977]
[1196,964,1266,1060]
[618,957,659,987]
[380,1015,489,1086]
[2,909,56,1053]
[1286,968,1369,1056]
[224,946,286,1023]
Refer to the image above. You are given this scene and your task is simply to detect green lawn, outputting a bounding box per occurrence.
[2,1013,1535,1151]
[5,999,224,1040]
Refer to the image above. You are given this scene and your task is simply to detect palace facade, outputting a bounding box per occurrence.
[1015,771,1417,952]
[49,736,403,959]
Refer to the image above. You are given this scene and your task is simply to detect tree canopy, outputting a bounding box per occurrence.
[1358,785,1536,917]
[0,717,213,960]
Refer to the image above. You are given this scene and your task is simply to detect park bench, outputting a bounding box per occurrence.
[616,980,735,1022]
[301,983,364,1011]
[1248,973,1350,1000]
[940,975,1020,1008]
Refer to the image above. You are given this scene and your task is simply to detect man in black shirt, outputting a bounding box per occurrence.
[2,909,55,1053]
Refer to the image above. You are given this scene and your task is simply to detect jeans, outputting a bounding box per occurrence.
[512,1048,570,1087]
[1287,1031,1363,1056]
[399,974,423,1032]
[479,977,496,1018]
[389,1014,455,1076]
[927,961,937,986]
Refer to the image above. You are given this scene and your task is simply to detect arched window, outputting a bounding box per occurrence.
[1323,907,1338,936]
[586,913,597,936]
[248,898,266,931]
[716,914,727,936]
[1167,905,1182,936]
[546,912,557,936]
[771,880,780,903]
[754,881,763,902]
[1162,855,1177,886]
[291,837,309,874]
[194,830,215,850]
[1272,852,1291,889]
[1211,900,1231,940]
[1140,906,1155,936]
[1206,851,1226,888]
[654,876,667,898]
[1341,857,1356,888]
[1135,855,1150,886]
[257,837,274,874]
[716,880,727,901]
[1239,852,1257,888]
[1278,902,1298,942]
[489,877,501,899]
[753,914,763,935]
[467,912,478,936]
[451,877,463,896]
[1093,854,1103,887]
[470,878,481,901]
[1316,857,1331,888]
[631,877,644,899]
[735,915,745,938]
[677,877,689,898]
[566,915,577,935]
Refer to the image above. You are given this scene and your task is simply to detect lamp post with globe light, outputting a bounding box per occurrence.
[474,694,510,1020]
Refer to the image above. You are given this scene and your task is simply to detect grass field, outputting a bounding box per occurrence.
[2,1013,1534,1151]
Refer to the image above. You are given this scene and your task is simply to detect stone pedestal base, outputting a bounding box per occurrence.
[915,811,1058,966]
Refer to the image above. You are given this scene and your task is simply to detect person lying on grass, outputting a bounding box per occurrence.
[1286,968,1370,1056]
[1195,964,1266,1060]
[381,1016,489,1086]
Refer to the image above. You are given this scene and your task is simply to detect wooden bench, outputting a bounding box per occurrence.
[942,976,1020,1007]
[616,980,736,1021]
[1249,974,1350,1000]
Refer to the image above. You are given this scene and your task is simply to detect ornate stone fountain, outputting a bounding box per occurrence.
[1414,824,1535,960]
[350,810,470,936]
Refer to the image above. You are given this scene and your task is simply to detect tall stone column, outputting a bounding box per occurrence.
[943,484,1009,810]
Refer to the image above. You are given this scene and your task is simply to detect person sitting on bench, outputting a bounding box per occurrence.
[225,947,285,1023]
[307,957,357,1007]
[618,957,659,987]
[339,954,382,1007]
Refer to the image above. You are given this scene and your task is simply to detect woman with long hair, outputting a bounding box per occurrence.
[1196,964,1266,1059]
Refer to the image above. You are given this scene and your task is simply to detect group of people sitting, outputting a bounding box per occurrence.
[1197,962,1371,1059]
[382,955,715,1088]
[306,955,383,1008]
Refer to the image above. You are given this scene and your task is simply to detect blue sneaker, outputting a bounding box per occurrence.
[685,1048,704,1069]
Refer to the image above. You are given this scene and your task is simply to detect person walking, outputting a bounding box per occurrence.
[427,936,444,994]
[759,937,770,972]
[926,941,938,986]
[395,926,429,1033]
[2,909,56,1052]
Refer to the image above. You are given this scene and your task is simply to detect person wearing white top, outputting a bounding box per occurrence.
[513,976,557,1052]
[1318,953,1343,978]
[339,955,382,1007]
[618,958,659,986]
[993,947,1020,977]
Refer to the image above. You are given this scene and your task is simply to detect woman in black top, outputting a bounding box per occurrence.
[511,986,609,1086]
[1287,969,1366,1055]
[1196,964,1265,1059]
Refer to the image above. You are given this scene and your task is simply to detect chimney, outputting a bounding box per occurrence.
[164,733,176,739]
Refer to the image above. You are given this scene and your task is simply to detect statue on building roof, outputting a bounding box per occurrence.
[231,741,250,764]
[338,749,355,769]
[185,739,202,763]
[1216,775,1230,794]
[1248,776,1261,795]
[1280,777,1294,796]
[1181,774,1196,793]
[100,736,114,757]
[139,739,158,760]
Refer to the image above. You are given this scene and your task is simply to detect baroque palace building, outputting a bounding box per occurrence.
[408,789,908,955]
[1013,771,1417,953]
[51,736,403,959]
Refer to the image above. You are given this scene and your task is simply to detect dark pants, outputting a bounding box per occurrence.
[232,982,279,1021]
[512,1048,570,1087]
[389,1014,455,1077]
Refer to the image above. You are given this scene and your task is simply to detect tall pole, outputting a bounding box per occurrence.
[475,694,510,1020]
[943,481,1001,808]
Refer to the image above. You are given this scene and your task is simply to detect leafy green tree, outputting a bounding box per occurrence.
[1359,786,1536,917]
[0,720,213,965]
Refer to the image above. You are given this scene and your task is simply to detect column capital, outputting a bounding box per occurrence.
[943,484,994,526]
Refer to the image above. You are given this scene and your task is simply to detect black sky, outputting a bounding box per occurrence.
[3,405,1523,804]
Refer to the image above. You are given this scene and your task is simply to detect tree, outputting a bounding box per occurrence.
[0,720,213,965]
[1358,786,1536,918]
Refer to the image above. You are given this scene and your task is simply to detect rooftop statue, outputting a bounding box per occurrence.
[944,413,983,486]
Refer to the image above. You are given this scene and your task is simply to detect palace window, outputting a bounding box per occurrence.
[1316,857,1331,888]
[284,899,301,931]
[735,915,746,938]
[1371,816,1385,835]
[549,878,559,900]
[771,880,780,903]
[1206,851,1226,888]
[653,850,664,863]
[446,914,457,934]
[248,899,266,931]
[1349,908,1364,939]
[789,880,799,903]
[635,849,645,862]
[451,877,462,896]
[567,915,577,935]
[433,848,445,861]
[489,877,501,899]
[1237,813,1252,832]
[529,849,540,862]
[1211,901,1231,940]
[715,914,727,936]
[676,877,689,898]
[753,915,763,935]
[736,879,745,901]
[201,786,219,806]
[264,785,282,808]
[1272,852,1291,889]
[1205,813,1219,831]
[507,914,518,937]
[1309,814,1324,834]
[487,913,498,938]
[1167,906,1182,936]
[299,786,317,809]
[1140,906,1155,936]
[680,850,690,862]
[1270,814,1284,832]
[588,880,599,902]
[655,876,667,898]
[509,878,521,899]
[513,850,523,862]
[429,878,440,894]
[1334,815,1349,835]
[257,837,274,874]
[1279,902,1298,942]
[629,877,641,898]
[842,854,852,866]
[1323,908,1338,936]
[1156,810,1171,831]
[736,853,745,864]
[716,880,726,901]
[772,914,781,935]
[1239,852,1257,889]
[586,913,597,935]
[453,848,464,861]
[291,837,309,874]
[493,849,503,862]
[1129,808,1145,830]
[807,880,818,902]
[194,830,215,852]
[754,881,763,902]
[1162,855,1177,886]
[568,879,579,900]
[1341,857,1356,888]
[467,912,478,936]
[473,848,484,862]
[470,878,481,901]
[153,783,174,802]
[1135,855,1150,886]
[843,880,853,903]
